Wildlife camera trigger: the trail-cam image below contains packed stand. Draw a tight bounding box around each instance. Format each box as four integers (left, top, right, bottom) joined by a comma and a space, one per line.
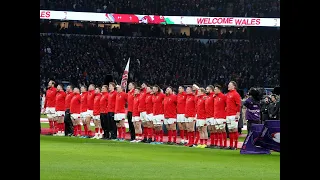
41, 0, 280, 17
40, 33, 279, 90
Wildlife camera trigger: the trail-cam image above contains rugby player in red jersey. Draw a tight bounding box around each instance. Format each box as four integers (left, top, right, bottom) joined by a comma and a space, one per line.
205, 85, 216, 147
214, 85, 227, 149
115, 85, 128, 141
185, 86, 197, 146
80, 86, 89, 137
44, 80, 57, 134
145, 85, 154, 143
195, 88, 208, 148
70, 88, 81, 136
226, 81, 242, 150
92, 87, 102, 139
108, 82, 117, 140
138, 83, 148, 142
86, 84, 96, 136
64, 85, 74, 136
151, 85, 166, 144
164, 86, 178, 144
177, 86, 187, 145
100, 85, 109, 139
131, 88, 142, 142
127, 82, 136, 140
55, 84, 66, 136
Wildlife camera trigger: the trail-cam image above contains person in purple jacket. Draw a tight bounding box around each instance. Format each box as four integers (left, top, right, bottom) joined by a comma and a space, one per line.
243, 87, 263, 132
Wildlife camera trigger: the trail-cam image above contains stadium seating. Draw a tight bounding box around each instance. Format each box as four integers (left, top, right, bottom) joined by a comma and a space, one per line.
40, 31, 279, 90
41, 0, 280, 17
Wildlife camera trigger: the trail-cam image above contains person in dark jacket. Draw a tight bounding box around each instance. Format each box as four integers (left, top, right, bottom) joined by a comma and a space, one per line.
260, 96, 271, 123
243, 87, 263, 132
268, 94, 280, 120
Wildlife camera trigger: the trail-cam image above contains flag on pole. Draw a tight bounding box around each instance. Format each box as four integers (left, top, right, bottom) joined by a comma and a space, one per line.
120, 58, 130, 92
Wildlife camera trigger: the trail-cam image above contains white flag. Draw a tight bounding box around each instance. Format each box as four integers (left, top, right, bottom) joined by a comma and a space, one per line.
120, 58, 130, 92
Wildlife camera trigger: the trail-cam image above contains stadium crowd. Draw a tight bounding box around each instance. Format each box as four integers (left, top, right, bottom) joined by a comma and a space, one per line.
40, 0, 280, 17
40, 33, 279, 92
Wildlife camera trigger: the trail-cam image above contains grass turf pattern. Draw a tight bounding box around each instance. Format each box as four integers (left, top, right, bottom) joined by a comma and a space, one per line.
40, 136, 279, 180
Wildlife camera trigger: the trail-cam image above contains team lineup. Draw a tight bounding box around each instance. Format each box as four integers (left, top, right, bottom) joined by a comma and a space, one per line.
43, 80, 241, 150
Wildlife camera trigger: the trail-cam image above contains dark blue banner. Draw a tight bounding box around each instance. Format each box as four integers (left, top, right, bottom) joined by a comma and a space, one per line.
254, 120, 280, 152
240, 124, 271, 154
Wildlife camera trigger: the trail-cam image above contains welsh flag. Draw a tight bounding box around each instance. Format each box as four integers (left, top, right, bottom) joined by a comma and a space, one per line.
120, 58, 130, 92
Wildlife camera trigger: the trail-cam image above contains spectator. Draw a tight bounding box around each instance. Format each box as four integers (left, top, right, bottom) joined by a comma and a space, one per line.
268, 94, 280, 120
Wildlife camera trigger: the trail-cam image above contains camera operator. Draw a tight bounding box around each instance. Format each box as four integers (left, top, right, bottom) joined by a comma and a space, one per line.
268, 94, 280, 120
261, 96, 271, 123
243, 88, 263, 132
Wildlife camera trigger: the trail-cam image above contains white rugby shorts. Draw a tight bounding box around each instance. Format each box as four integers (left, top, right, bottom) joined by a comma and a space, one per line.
93, 115, 100, 120
153, 114, 164, 125
114, 113, 126, 121
164, 118, 176, 125
133, 116, 141, 122
45, 107, 56, 118
196, 119, 207, 127
177, 114, 186, 123
146, 113, 154, 122
71, 114, 81, 120
185, 117, 195, 123
86, 110, 94, 117
140, 111, 147, 122
226, 115, 238, 129
206, 117, 215, 125
215, 118, 226, 129
80, 112, 88, 119
55, 111, 65, 117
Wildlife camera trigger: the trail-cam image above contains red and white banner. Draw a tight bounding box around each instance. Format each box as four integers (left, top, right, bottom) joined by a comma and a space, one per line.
120, 58, 130, 92
40, 10, 280, 27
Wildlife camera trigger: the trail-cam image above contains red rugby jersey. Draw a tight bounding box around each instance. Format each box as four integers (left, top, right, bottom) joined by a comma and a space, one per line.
65, 91, 74, 110
115, 92, 128, 113
55, 90, 66, 111
87, 90, 95, 110
226, 90, 241, 116
214, 92, 227, 119
196, 94, 207, 119
205, 92, 214, 118
164, 94, 177, 118
133, 94, 140, 117
44, 87, 57, 108
152, 92, 165, 115
80, 92, 88, 113
127, 89, 135, 112
99, 92, 108, 113
145, 92, 153, 114
138, 88, 147, 112
185, 93, 196, 118
177, 92, 186, 114
70, 93, 81, 114
107, 90, 117, 113
93, 93, 101, 116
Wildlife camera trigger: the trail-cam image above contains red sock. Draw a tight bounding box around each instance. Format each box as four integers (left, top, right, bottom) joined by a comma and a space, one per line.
83, 124, 88, 135
73, 125, 78, 136
49, 121, 53, 129
229, 132, 234, 147
214, 133, 219, 145
195, 131, 200, 144
95, 128, 99, 133
160, 130, 163, 142
173, 130, 177, 143
180, 130, 185, 139
100, 128, 103, 133
185, 130, 188, 140
61, 123, 65, 131
155, 131, 159, 141
117, 127, 122, 139
223, 132, 227, 147
218, 133, 222, 146
234, 132, 239, 148
168, 130, 172, 142
188, 132, 193, 145
77, 125, 82, 136
200, 139, 203, 145
210, 133, 214, 145
122, 127, 126, 139
204, 139, 208, 145
143, 128, 147, 139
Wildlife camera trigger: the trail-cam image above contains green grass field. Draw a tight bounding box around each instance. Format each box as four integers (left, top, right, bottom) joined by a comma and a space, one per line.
40, 136, 280, 180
